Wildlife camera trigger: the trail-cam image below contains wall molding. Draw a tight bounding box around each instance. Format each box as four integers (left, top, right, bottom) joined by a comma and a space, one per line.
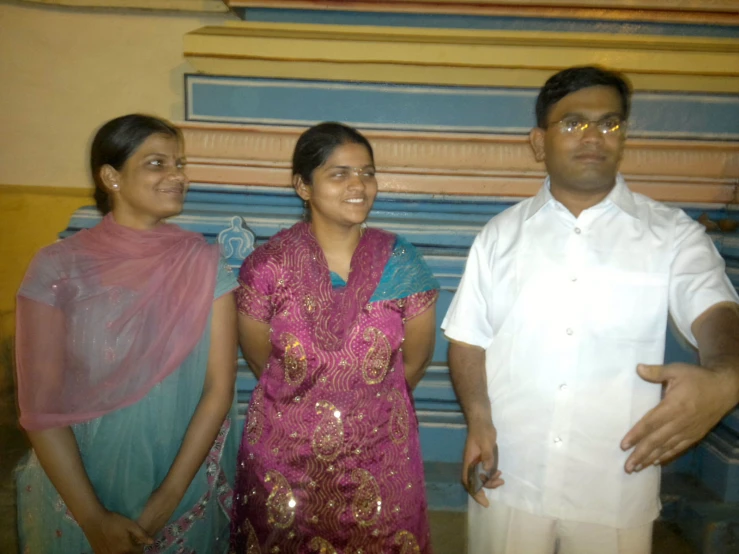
228, 1, 739, 25
180, 122, 739, 204
0, 184, 93, 197
21, 0, 229, 11
185, 76, 739, 140
184, 22, 739, 93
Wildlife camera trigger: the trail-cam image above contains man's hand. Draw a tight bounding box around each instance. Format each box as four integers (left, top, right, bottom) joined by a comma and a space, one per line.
621, 362, 739, 473
447, 340, 502, 506
462, 420, 504, 507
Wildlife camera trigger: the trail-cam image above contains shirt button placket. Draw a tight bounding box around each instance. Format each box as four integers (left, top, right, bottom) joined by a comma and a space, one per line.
552, 227, 582, 518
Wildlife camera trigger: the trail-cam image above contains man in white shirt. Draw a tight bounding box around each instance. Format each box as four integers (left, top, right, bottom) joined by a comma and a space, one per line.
441, 65, 739, 554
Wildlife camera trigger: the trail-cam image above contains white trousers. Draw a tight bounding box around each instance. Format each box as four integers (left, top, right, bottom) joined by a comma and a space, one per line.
468, 500, 653, 554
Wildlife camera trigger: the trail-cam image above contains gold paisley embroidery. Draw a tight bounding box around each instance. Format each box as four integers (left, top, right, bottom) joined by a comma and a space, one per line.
394, 531, 420, 554
303, 294, 317, 314
242, 520, 262, 554
265, 470, 296, 529
361, 327, 391, 385
308, 537, 338, 554
388, 389, 409, 445
350, 468, 382, 527
312, 401, 344, 462
236, 281, 270, 320
281, 332, 307, 385
246, 385, 265, 445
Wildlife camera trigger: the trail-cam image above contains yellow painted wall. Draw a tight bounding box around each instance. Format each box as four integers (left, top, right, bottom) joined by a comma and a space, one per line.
0, 186, 93, 397
0, 187, 92, 337
0, 2, 235, 189
0, 2, 236, 347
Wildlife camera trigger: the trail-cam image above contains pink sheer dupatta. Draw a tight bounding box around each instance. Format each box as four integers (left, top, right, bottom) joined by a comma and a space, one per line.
15, 214, 219, 431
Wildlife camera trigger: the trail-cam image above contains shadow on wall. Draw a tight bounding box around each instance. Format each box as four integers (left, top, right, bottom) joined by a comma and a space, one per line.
0, 311, 17, 425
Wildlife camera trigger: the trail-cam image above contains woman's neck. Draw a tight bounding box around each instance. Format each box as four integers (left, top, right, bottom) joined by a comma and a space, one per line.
310, 219, 364, 280
110, 208, 164, 231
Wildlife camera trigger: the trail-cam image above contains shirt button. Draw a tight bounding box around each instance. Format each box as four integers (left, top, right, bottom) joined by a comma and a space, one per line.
574, 227, 582, 234
559, 383, 568, 391
554, 437, 562, 444
566, 328, 574, 336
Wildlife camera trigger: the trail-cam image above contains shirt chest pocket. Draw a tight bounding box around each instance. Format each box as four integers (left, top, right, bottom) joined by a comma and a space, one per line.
585, 270, 669, 342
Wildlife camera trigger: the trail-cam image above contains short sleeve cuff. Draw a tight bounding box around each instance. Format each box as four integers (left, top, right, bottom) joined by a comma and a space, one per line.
17, 287, 57, 307
672, 290, 739, 346
214, 256, 239, 299
403, 289, 439, 321
235, 279, 273, 323
441, 322, 493, 350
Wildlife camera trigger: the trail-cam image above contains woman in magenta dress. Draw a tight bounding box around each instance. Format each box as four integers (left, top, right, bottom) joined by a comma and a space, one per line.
231, 122, 439, 553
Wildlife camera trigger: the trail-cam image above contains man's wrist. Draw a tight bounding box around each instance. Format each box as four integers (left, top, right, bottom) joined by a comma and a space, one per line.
466, 407, 494, 430
704, 357, 739, 403
720, 366, 739, 404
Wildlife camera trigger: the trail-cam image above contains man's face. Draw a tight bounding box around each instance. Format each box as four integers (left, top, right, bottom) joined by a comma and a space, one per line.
530, 85, 626, 194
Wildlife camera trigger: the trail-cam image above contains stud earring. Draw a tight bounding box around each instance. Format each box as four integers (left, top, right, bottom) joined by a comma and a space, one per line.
112, 183, 119, 190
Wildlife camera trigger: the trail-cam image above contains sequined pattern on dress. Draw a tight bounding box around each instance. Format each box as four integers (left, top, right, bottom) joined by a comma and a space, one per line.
243, 519, 261, 554
265, 470, 297, 529
388, 389, 410, 445
309, 536, 339, 554
350, 469, 382, 527
360, 327, 392, 385
312, 401, 345, 462
246, 385, 265, 446
281, 332, 308, 385
394, 531, 421, 554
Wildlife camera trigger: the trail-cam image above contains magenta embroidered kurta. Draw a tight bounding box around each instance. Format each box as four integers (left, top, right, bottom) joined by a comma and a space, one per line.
231, 223, 439, 554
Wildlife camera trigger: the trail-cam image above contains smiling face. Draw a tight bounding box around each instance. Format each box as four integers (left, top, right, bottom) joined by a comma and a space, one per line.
296, 141, 378, 231
530, 85, 626, 196
102, 133, 187, 228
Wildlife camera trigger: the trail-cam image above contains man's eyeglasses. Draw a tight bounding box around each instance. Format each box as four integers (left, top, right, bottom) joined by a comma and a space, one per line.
546, 116, 626, 136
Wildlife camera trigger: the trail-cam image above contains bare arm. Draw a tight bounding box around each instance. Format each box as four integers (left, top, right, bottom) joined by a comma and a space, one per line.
237, 313, 272, 379
622, 301, 739, 472
138, 292, 238, 534
695, 301, 739, 379
448, 340, 503, 506
403, 304, 436, 389
27, 427, 152, 553
449, 340, 491, 426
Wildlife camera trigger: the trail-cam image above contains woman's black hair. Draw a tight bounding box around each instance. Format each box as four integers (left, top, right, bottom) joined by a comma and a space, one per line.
535, 66, 632, 128
90, 114, 181, 214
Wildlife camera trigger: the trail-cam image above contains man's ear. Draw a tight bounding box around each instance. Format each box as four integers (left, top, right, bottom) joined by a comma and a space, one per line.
529, 128, 546, 163
293, 175, 311, 202
99, 165, 121, 192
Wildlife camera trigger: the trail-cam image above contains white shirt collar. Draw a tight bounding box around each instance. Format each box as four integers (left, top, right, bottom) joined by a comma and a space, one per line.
525, 174, 639, 221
